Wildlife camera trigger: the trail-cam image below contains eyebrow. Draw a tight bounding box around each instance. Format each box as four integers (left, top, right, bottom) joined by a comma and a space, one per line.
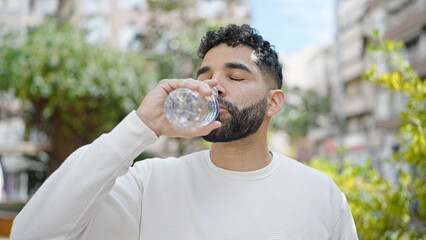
225, 62, 252, 73
196, 62, 252, 78
196, 66, 210, 77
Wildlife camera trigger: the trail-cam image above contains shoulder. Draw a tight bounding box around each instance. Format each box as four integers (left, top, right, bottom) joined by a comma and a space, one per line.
272, 151, 343, 202
126, 150, 208, 192
272, 152, 351, 226
131, 150, 207, 177
274, 152, 335, 183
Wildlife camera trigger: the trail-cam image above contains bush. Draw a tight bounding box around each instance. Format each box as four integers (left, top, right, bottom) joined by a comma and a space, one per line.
309, 157, 424, 239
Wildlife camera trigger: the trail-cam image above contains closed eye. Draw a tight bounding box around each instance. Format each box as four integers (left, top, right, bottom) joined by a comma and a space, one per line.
230, 77, 244, 81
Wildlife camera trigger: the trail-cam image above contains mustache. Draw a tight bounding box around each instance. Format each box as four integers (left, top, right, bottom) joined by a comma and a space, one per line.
217, 95, 268, 116
217, 96, 239, 114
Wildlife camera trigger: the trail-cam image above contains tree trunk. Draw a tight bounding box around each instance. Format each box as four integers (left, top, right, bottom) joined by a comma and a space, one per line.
55, 0, 76, 25
47, 111, 86, 175
48, 130, 85, 175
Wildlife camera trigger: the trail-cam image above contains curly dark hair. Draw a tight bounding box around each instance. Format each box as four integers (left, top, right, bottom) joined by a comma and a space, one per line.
197, 24, 282, 89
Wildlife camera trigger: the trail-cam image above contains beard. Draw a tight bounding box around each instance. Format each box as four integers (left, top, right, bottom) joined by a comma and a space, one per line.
202, 94, 268, 143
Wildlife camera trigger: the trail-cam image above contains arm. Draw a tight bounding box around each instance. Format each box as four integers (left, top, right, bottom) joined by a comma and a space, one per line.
331, 192, 359, 240
11, 78, 221, 239
11, 111, 158, 239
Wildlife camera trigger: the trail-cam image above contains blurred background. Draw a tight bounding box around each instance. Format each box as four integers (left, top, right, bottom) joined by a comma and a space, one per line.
0, 0, 425, 238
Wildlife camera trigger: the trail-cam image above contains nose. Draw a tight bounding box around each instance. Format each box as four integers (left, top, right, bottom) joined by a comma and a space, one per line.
212, 75, 226, 97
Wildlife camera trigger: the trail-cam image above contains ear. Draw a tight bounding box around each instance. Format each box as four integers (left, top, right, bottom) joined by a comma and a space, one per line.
266, 89, 285, 117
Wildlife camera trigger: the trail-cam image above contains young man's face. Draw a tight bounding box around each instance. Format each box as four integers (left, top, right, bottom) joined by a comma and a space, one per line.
197, 43, 269, 142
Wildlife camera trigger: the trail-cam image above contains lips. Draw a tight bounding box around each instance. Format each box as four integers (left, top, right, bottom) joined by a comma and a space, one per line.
219, 104, 227, 111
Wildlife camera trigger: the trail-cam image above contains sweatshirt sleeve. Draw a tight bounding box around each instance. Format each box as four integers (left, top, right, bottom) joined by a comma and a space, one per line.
331, 191, 359, 240
10, 110, 159, 240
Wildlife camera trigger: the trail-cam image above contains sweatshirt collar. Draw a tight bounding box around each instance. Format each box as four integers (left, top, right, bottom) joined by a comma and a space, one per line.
202, 150, 278, 180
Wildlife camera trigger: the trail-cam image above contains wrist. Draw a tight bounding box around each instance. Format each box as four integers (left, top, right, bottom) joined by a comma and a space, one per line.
136, 110, 161, 137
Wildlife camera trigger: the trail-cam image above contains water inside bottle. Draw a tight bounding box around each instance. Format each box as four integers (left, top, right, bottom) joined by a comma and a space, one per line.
164, 88, 219, 127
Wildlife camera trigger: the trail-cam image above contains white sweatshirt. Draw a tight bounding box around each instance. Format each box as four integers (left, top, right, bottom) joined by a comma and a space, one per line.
11, 111, 358, 240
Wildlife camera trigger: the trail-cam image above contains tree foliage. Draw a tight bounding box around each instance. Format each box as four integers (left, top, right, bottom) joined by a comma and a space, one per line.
363, 31, 426, 168
0, 20, 158, 172
309, 157, 424, 239
144, 19, 222, 80
147, 0, 186, 11
363, 31, 425, 227
271, 85, 333, 140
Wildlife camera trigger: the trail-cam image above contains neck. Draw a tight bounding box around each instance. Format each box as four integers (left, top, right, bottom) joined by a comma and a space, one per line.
210, 122, 272, 171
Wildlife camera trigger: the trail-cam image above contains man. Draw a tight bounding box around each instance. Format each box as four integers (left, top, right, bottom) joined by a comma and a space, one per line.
11, 24, 358, 239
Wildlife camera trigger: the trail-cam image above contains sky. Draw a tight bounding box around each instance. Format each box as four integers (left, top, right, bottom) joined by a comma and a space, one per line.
249, 0, 336, 54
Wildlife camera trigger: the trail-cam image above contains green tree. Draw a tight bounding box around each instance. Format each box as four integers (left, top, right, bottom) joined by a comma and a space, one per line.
270, 86, 333, 140
270, 84, 334, 161
363, 32, 425, 169
0, 21, 158, 173
309, 157, 423, 239
363, 31, 425, 231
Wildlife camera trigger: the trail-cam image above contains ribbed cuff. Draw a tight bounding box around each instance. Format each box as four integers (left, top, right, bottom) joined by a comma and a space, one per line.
106, 110, 159, 164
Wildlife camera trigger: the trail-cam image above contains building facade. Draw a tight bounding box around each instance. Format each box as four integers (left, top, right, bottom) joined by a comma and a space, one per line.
1, 0, 250, 50
304, 0, 426, 178
280, 0, 425, 177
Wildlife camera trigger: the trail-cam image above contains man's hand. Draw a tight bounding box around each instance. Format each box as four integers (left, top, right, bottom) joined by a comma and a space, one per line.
136, 78, 221, 138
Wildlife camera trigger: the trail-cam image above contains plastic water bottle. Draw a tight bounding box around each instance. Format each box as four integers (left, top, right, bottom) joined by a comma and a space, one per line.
164, 87, 219, 127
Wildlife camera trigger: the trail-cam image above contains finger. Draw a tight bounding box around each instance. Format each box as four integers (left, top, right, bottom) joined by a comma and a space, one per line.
202, 79, 219, 91
160, 79, 214, 97
203, 121, 222, 133
186, 121, 221, 138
